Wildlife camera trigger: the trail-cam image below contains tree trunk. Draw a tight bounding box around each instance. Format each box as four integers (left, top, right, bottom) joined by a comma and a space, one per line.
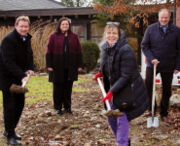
77, 0, 80, 7
137, 16, 144, 68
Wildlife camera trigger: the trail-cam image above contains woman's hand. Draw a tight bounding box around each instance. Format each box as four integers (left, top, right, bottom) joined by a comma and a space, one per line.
93, 72, 102, 81
102, 91, 113, 103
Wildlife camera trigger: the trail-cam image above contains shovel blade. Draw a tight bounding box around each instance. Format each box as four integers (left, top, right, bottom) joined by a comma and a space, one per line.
10, 84, 28, 93
152, 117, 159, 127
147, 117, 152, 128
104, 109, 124, 118
147, 117, 159, 128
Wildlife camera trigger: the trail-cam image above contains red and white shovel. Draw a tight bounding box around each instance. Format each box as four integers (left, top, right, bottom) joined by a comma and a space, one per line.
97, 77, 123, 118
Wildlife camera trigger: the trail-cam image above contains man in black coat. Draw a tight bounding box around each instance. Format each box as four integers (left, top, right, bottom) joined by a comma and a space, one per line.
0, 16, 34, 145
141, 9, 180, 123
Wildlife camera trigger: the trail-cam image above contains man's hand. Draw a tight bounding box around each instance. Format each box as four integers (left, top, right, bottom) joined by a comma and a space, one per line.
21, 76, 29, 84
25, 70, 34, 76
47, 67, 53, 72
174, 70, 179, 74
102, 91, 113, 103
151, 59, 159, 66
93, 72, 102, 81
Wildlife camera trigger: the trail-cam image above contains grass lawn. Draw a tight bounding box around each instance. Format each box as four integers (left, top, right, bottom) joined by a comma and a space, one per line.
0, 76, 91, 105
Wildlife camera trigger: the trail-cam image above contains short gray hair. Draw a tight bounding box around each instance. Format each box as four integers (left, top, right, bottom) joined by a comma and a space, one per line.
15, 16, 30, 25
158, 8, 171, 18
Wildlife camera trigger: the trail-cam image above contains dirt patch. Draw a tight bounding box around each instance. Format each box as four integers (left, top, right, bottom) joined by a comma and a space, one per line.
0, 75, 180, 146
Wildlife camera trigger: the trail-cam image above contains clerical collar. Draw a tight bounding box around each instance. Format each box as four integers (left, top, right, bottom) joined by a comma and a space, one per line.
21, 35, 27, 41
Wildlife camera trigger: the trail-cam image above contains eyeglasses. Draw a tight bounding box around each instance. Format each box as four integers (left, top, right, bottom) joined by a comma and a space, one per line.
106, 21, 120, 26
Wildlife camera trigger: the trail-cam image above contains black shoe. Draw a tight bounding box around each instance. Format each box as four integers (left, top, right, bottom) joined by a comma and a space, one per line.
128, 139, 131, 146
3, 131, 21, 140
65, 109, 72, 114
7, 137, 21, 145
55, 110, 63, 115
13, 134, 21, 140
3, 131, 8, 137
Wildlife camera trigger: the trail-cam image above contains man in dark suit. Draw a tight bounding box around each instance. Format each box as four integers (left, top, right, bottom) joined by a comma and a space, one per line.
141, 9, 180, 123
0, 16, 34, 145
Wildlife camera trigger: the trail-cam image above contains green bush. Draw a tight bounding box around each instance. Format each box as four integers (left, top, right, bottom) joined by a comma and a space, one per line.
81, 41, 100, 72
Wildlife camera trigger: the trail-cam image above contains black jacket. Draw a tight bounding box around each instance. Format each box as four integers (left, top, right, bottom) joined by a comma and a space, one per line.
141, 22, 180, 72
100, 31, 149, 121
0, 29, 34, 90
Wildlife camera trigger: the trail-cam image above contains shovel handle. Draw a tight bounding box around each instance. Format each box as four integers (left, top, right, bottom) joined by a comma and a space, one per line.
152, 65, 157, 117
21, 74, 30, 87
97, 77, 111, 111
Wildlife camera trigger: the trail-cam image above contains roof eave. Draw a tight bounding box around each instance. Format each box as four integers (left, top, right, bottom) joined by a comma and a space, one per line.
0, 7, 98, 17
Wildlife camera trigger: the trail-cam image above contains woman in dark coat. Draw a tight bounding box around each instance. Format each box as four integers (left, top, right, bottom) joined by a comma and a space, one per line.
46, 17, 83, 115
94, 23, 149, 146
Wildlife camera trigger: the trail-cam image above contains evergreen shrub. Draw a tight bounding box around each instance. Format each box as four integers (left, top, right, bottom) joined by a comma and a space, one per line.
81, 41, 100, 72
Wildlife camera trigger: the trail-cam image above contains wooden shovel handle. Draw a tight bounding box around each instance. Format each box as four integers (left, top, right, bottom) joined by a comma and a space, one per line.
151, 65, 157, 117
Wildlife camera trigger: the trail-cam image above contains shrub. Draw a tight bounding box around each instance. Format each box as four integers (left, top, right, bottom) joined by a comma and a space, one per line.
81, 41, 100, 73
30, 21, 56, 71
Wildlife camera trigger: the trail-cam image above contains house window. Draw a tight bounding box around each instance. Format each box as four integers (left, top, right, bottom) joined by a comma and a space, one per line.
90, 23, 104, 44
71, 25, 85, 41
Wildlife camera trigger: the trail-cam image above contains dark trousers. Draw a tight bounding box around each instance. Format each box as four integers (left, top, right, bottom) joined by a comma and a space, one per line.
2, 89, 25, 137
145, 67, 173, 117
53, 81, 73, 110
